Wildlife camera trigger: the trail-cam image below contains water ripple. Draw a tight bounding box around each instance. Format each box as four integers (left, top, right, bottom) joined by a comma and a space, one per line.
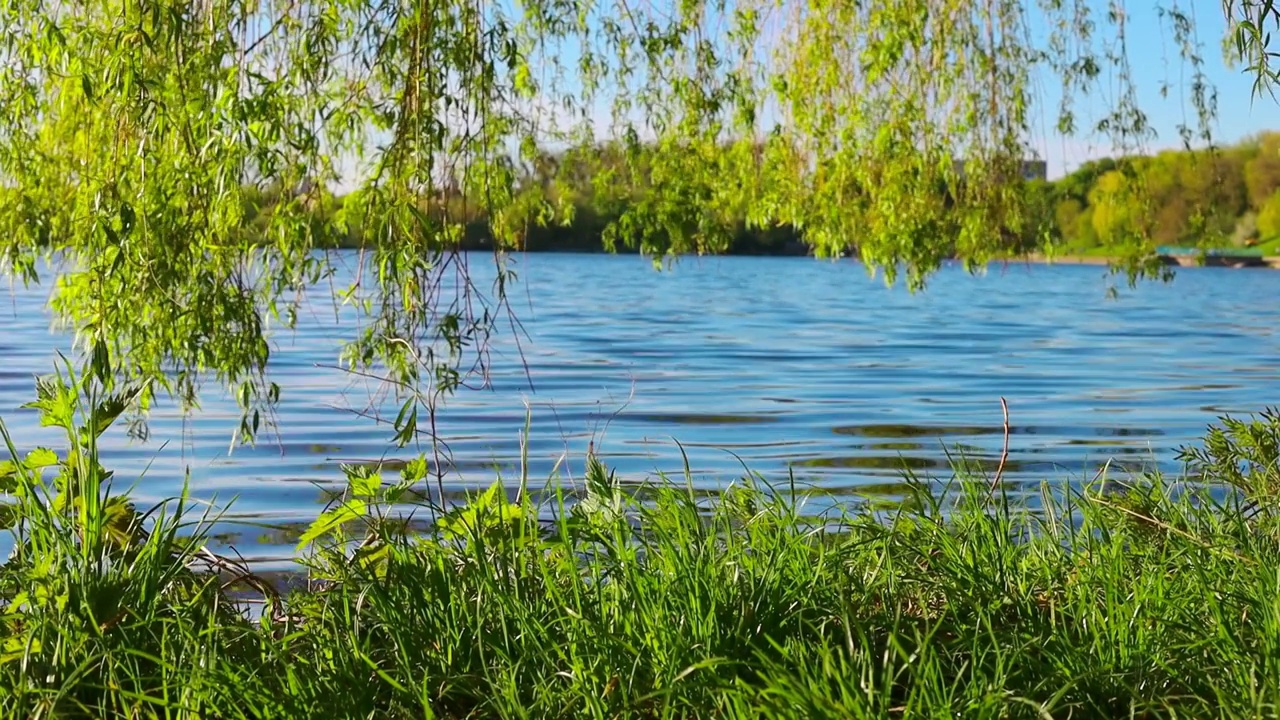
1, 254, 1279, 559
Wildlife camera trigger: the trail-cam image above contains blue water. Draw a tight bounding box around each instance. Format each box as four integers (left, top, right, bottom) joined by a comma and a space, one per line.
2, 253, 1278, 566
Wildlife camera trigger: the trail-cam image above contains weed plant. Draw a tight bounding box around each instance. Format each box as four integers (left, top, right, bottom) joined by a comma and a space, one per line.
3, 360, 1280, 718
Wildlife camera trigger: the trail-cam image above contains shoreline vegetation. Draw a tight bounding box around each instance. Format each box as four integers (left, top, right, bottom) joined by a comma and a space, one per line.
3, 1, 1280, 714
5, 363, 1280, 717
1019, 252, 1280, 268
256, 131, 1280, 266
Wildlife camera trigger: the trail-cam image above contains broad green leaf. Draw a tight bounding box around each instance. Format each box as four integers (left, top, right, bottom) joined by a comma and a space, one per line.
400, 456, 430, 485
0, 636, 39, 665
296, 499, 367, 551
23, 448, 59, 470
354, 541, 392, 578
438, 481, 523, 540
24, 377, 74, 431
350, 471, 382, 499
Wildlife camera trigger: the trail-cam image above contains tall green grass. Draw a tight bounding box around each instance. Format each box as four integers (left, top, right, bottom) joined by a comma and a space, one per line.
4, 363, 1280, 718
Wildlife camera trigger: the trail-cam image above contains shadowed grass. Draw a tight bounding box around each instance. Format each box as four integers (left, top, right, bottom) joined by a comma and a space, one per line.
4, 368, 1280, 717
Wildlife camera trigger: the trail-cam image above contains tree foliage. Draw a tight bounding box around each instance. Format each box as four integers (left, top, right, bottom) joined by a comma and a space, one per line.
1245, 132, 1280, 208
1026, 132, 1280, 255
0, 0, 1275, 436
1260, 191, 1280, 237
1222, 0, 1280, 95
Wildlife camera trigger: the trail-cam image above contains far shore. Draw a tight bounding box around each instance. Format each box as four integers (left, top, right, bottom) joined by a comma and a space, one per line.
1018, 252, 1280, 269
1017, 253, 1114, 266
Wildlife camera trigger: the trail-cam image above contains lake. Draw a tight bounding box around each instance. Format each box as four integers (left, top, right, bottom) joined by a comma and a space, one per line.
2, 253, 1278, 566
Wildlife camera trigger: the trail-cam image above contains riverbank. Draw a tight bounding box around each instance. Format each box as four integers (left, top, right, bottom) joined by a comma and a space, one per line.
1020, 250, 1280, 268
1018, 252, 1115, 266
4, 372, 1280, 717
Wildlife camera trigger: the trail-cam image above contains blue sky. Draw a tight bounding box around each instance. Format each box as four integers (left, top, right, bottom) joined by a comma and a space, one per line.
333, 2, 1276, 188
533, 2, 1277, 182
535, 1, 1278, 180
1029, 2, 1275, 178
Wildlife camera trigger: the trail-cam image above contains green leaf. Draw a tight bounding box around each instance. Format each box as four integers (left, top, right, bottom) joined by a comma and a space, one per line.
400, 456, 429, 485
392, 399, 417, 447
90, 336, 111, 384
296, 499, 367, 551
24, 447, 59, 470
341, 462, 385, 499
437, 481, 523, 541
85, 386, 141, 440
0, 635, 40, 665
354, 540, 391, 577
350, 470, 382, 499
24, 376, 75, 431
103, 495, 143, 550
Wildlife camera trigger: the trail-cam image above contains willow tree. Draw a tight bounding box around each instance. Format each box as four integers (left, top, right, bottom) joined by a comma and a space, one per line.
0, 0, 1275, 443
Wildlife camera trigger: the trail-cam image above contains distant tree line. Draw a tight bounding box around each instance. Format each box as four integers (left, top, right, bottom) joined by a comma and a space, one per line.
238, 141, 813, 256
1026, 131, 1280, 254
235, 131, 1280, 259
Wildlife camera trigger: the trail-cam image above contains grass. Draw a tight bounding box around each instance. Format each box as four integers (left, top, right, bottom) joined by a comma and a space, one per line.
1253, 234, 1280, 255
5, 367, 1280, 718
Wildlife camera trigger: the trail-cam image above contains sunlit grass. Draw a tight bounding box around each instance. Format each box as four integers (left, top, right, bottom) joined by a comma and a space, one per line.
4, 367, 1280, 717
1254, 235, 1280, 254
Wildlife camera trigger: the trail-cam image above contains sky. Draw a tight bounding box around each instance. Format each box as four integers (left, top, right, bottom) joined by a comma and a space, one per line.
332, 0, 1277, 189
1027, 1, 1275, 178
543, 0, 1279, 180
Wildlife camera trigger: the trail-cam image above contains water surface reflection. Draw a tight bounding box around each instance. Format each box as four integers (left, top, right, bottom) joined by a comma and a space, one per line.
1, 254, 1277, 565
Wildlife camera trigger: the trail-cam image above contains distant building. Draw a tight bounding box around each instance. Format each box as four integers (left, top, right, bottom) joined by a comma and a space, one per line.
1019, 160, 1048, 181
951, 159, 1047, 182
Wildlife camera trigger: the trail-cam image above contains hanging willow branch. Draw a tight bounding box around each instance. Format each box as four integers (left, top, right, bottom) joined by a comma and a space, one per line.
0, 0, 1273, 436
